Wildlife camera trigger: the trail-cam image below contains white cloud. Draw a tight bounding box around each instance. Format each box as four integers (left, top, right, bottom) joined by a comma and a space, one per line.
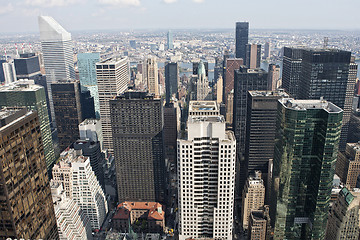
24, 0, 83, 7
193, 0, 204, 3
98, 0, 141, 7
0, 3, 14, 15
163, 0, 177, 3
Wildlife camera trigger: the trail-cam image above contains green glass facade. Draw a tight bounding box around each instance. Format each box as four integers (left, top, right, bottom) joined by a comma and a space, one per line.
0, 83, 56, 173
270, 98, 343, 240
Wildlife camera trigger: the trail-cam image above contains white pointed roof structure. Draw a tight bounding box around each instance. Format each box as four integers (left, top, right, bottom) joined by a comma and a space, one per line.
38, 16, 71, 42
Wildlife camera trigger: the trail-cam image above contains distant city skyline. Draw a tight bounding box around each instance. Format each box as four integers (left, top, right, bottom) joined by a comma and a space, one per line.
0, 0, 360, 33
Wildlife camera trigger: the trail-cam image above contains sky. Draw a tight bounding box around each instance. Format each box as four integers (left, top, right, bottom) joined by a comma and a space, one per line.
0, 0, 360, 33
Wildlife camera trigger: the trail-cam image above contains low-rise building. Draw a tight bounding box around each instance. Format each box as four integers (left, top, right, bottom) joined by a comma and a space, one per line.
113, 202, 165, 232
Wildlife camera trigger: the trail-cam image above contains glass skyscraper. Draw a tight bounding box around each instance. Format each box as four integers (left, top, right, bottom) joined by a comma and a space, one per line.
270, 98, 343, 240
78, 52, 101, 118
0, 80, 56, 174
167, 30, 173, 50
235, 22, 249, 60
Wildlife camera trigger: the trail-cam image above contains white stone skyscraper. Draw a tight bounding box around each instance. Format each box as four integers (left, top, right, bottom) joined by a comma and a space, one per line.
96, 57, 130, 153
178, 101, 236, 240
50, 180, 93, 240
52, 148, 108, 230
38, 16, 75, 123
196, 61, 209, 100
2, 61, 16, 84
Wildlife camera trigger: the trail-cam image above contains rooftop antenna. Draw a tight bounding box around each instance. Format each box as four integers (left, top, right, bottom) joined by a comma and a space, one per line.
323, 37, 329, 49
29, 43, 32, 53
21, 43, 24, 54
4, 48, 7, 60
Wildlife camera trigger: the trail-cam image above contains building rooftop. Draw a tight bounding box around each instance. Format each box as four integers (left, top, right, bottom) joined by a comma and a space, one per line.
189, 101, 219, 112
249, 89, 289, 98
54, 148, 89, 168
79, 119, 99, 126
0, 80, 43, 92
251, 211, 266, 221
38, 16, 71, 42
280, 98, 343, 113
188, 115, 225, 123
114, 90, 155, 100
113, 201, 165, 221
0, 107, 29, 128
97, 57, 128, 65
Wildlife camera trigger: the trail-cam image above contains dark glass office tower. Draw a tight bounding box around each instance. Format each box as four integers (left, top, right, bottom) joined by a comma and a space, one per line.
301, 49, 354, 150
165, 62, 179, 104
233, 67, 268, 194
270, 98, 343, 240
13, 53, 41, 79
80, 90, 96, 119
244, 90, 288, 179
110, 91, 165, 202
0, 108, 59, 240
235, 22, 249, 60
51, 80, 83, 151
282, 48, 357, 150
282, 47, 303, 98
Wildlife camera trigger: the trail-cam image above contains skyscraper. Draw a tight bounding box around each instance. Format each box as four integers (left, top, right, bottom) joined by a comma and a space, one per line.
0, 107, 58, 239
216, 75, 223, 103
270, 98, 343, 240
299, 49, 355, 150
79, 118, 103, 150
267, 64, 280, 91
165, 62, 179, 104
77, 52, 101, 118
245, 44, 261, 69
51, 181, 93, 240
167, 30, 173, 50
0, 59, 5, 83
52, 148, 108, 230
73, 139, 105, 190
193, 61, 209, 77
0, 80, 56, 173
241, 172, 265, 230
325, 187, 360, 240
224, 58, 243, 104
110, 91, 165, 202
14, 53, 41, 79
264, 42, 271, 60
164, 103, 178, 162
2, 61, 16, 84
281, 47, 303, 98
145, 57, 159, 96
96, 57, 130, 153
51, 80, 83, 151
282, 48, 357, 150
245, 90, 288, 178
248, 207, 271, 240
336, 142, 360, 189
233, 67, 268, 191
194, 61, 209, 100
178, 101, 236, 240
235, 22, 249, 60
38, 16, 75, 124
